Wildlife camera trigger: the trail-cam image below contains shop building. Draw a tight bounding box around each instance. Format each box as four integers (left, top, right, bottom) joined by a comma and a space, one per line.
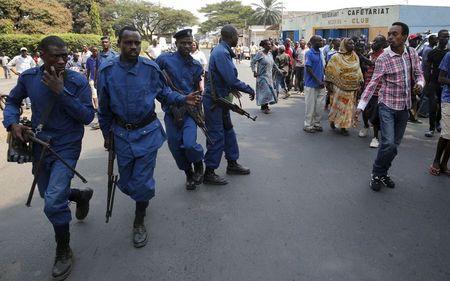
282, 5, 450, 42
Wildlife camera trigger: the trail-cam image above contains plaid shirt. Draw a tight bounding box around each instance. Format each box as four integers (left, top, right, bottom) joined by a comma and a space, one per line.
358, 46, 424, 111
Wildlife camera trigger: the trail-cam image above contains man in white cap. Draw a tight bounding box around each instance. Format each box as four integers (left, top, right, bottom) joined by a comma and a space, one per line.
8, 47, 36, 108
8, 47, 36, 76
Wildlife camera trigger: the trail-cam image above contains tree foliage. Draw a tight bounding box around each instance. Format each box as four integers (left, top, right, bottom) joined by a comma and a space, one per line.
89, 0, 102, 35
198, 1, 257, 34
0, 0, 72, 34
0, 33, 102, 57
58, 0, 112, 34
113, 0, 198, 40
251, 0, 282, 26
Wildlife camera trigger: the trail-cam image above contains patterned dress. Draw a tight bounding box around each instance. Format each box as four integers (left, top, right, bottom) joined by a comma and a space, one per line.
251, 51, 278, 106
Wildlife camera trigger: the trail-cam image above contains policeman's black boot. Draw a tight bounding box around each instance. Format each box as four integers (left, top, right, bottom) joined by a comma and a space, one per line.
192, 161, 204, 185
69, 188, 94, 220
203, 167, 228, 185
185, 168, 197, 191
52, 224, 73, 281
226, 160, 251, 175
133, 201, 149, 248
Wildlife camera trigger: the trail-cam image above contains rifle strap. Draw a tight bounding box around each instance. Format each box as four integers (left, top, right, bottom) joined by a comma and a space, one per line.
35, 95, 56, 134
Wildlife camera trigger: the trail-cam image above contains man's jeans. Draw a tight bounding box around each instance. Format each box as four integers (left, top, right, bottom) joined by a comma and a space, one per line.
372, 103, 409, 176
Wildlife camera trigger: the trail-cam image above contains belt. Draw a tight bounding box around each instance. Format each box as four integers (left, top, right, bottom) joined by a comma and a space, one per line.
115, 112, 157, 131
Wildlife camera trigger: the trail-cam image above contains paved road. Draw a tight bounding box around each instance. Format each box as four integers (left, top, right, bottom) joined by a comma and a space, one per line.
0, 58, 449, 281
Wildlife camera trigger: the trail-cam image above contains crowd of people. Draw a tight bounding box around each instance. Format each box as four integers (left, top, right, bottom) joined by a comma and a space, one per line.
249, 22, 450, 189
0, 20, 449, 280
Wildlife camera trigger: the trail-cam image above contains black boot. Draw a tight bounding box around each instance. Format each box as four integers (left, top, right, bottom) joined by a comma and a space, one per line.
203, 167, 228, 185
185, 169, 196, 191
192, 161, 204, 185
70, 188, 93, 220
52, 224, 73, 281
226, 160, 250, 175
133, 201, 149, 248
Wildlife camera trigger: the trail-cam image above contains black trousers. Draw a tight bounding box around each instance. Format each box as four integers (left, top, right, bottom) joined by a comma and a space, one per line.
295, 66, 305, 92
428, 82, 442, 130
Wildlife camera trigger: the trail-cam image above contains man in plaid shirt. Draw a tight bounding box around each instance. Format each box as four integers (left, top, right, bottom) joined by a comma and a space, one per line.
355, 22, 424, 191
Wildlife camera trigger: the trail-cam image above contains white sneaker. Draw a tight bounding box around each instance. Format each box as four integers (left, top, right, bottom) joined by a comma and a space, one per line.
369, 138, 379, 148
358, 127, 369, 138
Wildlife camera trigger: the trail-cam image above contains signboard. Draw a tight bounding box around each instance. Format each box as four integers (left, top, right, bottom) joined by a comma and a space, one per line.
282, 5, 399, 30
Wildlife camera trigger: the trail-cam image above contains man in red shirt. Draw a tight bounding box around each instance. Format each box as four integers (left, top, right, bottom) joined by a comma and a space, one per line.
284, 38, 294, 94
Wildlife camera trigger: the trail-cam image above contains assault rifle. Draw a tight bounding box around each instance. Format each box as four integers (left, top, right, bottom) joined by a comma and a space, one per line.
24, 131, 88, 207
209, 72, 257, 121
105, 131, 118, 223
161, 69, 213, 144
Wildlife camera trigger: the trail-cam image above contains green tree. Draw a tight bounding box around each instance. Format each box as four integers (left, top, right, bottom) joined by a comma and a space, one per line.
251, 0, 283, 26
0, 0, 72, 34
0, 19, 14, 34
113, 1, 198, 40
59, 0, 111, 34
89, 0, 102, 35
198, 0, 256, 34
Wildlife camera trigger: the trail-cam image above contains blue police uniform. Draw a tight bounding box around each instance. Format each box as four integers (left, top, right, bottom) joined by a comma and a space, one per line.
203, 41, 255, 169
97, 56, 187, 202
99, 49, 119, 66
155, 51, 204, 171
2, 66, 95, 225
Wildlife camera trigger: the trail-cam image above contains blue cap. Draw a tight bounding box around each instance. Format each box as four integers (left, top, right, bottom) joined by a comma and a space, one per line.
173, 29, 193, 40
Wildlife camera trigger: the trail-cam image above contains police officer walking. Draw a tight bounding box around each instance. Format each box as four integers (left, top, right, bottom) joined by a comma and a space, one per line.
203, 24, 256, 185
156, 29, 205, 190
97, 26, 201, 248
3, 36, 95, 281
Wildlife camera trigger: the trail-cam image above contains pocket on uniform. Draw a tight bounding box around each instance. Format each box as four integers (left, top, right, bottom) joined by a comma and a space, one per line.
131, 120, 166, 157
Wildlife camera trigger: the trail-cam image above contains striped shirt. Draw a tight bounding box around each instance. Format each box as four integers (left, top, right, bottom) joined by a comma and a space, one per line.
358, 46, 424, 111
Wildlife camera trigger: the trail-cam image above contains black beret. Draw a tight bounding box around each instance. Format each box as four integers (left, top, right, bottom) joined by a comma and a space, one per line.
174, 29, 193, 40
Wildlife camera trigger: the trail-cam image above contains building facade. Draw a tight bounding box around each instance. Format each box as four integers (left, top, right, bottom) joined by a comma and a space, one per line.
282, 5, 450, 42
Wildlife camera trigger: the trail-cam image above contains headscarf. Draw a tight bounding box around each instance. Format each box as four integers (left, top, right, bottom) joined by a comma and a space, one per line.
325, 38, 363, 91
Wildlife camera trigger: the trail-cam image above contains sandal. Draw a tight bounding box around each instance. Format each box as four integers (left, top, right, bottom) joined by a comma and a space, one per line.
429, 165, 441, 176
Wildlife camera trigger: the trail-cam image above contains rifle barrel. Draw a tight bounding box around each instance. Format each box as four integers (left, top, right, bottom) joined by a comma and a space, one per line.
29, 135, 88, 183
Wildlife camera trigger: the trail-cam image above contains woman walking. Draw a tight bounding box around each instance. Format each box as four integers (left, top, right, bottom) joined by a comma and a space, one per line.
251, 40, 279, 114
325, 38, 364, 135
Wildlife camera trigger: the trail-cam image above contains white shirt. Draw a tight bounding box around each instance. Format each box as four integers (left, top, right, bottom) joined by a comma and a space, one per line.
7, 55, 36, 73
35, 57, 44, 67
146, 45, 161, 60
250, 45, 258, 55
191, 50, 208, 69
81, 50, 92, 64
1, 56, 10, 67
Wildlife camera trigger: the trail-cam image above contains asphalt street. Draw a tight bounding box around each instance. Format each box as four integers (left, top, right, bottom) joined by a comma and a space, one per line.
0, 57, 449, 281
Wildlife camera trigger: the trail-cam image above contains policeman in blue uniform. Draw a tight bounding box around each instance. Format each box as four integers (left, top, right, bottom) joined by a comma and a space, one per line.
203, 24, 256, 185
97, 26, 201, 248
99, 36, 119, 65
156, 29, 205, 190
3, 36, 95, 281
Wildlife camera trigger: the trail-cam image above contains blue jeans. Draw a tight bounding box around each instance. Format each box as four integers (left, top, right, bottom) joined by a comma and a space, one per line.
372, 103, 409, 177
